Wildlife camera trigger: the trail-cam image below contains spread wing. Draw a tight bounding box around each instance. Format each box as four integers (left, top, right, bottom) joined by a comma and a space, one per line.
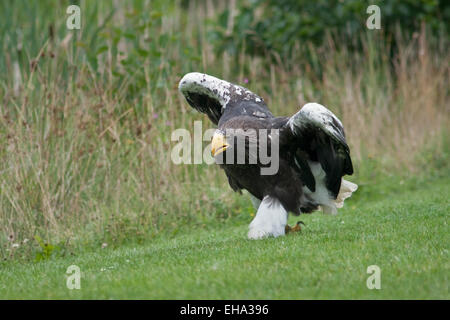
280, 103, 354, 198
178, 72, 272, 125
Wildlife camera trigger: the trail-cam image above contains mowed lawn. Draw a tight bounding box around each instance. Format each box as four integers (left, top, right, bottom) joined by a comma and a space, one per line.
0, 177, 448, 299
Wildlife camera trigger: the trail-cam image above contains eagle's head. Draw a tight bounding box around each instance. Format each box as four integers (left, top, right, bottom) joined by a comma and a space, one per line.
210, 124, 268, 166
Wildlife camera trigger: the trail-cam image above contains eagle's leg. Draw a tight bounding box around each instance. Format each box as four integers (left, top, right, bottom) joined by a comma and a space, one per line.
248, 196, 288, 240
285, 221, 305, 234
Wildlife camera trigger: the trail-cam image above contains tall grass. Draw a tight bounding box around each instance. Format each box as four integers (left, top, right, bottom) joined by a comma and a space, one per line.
0, 1, 448, 260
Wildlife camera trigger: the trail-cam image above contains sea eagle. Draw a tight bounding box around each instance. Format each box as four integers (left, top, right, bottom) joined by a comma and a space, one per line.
178, 72, 357, 239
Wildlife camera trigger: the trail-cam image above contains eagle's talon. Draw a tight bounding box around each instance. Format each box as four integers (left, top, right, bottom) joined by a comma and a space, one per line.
285, 221, 305, 234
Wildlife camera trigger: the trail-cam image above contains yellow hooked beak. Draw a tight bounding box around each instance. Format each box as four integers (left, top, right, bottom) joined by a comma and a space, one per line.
211, 132, 230, 156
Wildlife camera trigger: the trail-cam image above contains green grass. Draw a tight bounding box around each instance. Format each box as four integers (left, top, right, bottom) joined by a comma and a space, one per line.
1, 176, 448, 299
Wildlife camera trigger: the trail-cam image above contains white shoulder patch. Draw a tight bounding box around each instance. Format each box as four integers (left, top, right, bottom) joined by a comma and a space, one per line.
289, 102, 342, 129
288, 102, 345, 144
178, 72, 265, 110
178, 72, 231, 108
302, 102, 342, 125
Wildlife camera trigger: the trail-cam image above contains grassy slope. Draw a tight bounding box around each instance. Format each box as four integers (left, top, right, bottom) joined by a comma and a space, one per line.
0, 176, 448, 299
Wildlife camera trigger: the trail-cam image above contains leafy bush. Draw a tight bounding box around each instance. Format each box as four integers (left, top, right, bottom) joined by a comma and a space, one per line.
210, 0, 450, 58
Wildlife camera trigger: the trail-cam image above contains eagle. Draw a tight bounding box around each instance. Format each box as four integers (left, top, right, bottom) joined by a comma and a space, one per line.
178, 72, 357, 239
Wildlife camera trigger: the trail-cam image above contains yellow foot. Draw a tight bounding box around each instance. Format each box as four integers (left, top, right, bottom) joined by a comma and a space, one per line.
285, 221, 305, 234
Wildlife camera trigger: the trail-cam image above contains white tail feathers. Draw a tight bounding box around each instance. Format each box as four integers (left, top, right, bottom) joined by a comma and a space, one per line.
335, 179, 358, 208
320, 179, 358, 215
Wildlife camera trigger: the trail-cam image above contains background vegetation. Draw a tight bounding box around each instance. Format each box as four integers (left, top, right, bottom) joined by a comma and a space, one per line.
212, 0, 450, 59
0, 0, 448, 269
